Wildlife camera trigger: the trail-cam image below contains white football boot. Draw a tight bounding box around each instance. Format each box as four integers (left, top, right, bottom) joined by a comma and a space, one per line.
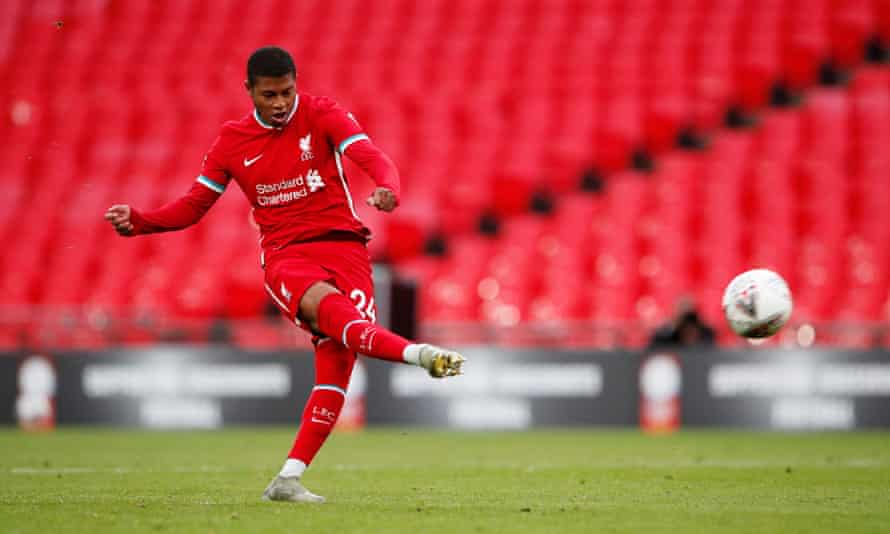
262, 476, 325, 504
417, 344, 465, 378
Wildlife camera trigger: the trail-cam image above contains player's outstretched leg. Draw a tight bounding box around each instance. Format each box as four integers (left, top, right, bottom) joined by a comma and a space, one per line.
313, 290, 465, 378
263, 340, 355, 504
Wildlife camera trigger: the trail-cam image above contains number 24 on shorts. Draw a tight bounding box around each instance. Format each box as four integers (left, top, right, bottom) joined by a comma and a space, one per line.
349, 288, 376, 323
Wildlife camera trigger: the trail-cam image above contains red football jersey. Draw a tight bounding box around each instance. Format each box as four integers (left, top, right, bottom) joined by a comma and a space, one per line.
128, 93, 400, 261
200, 94, 375, 253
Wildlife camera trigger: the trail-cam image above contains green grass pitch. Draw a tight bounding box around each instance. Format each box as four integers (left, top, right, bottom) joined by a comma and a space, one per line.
1, 428, 888, 533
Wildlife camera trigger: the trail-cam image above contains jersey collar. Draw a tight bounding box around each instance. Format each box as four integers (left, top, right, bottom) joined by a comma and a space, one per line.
253, 94, 299, 130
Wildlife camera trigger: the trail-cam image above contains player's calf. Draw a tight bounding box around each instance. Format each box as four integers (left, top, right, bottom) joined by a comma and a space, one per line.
286, 386, 346, 467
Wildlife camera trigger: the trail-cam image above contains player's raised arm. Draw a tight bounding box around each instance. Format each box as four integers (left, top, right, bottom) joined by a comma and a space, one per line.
104, 135, 231, 236
352, 142, 400, 213
104, 180, 224, 236
318, 99, 401, 212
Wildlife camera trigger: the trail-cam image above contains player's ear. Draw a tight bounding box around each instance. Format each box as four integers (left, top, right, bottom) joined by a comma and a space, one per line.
244, 79, 250, 92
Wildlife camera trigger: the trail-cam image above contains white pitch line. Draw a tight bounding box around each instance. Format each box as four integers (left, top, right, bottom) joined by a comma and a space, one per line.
12, 467, 98, 474
10, 465, 232, 475
9, 459, 888, 475
331, 459, 889, 470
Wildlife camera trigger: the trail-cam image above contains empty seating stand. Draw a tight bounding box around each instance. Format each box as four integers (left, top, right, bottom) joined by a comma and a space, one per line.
0, 0, 887, 347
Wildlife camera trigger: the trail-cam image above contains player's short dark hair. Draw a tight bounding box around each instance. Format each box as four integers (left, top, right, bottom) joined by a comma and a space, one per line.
247, 46, 296, 86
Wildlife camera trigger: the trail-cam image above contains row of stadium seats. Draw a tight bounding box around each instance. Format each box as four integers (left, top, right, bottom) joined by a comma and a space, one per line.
0, 0, 888, 348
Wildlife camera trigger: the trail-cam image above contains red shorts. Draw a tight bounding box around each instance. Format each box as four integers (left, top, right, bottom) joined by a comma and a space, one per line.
263, 240, 377, 333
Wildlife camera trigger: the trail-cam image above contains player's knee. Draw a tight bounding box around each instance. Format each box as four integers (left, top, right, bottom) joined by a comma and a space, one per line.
299, 281, 341, 330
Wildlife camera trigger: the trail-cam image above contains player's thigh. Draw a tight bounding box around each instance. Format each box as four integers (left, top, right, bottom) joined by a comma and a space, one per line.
323, 242, 377, 323
263, 256, 332, 328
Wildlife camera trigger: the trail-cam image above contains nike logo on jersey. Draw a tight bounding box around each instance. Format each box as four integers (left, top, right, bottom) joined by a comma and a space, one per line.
244, 154, 263, 167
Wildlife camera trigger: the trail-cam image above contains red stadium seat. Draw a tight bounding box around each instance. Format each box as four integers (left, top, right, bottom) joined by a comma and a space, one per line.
829, 0, 875, 68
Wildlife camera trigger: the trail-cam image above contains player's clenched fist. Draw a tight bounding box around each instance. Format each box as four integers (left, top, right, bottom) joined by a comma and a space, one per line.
366, 187, 398, 212
104, 204, 134, 236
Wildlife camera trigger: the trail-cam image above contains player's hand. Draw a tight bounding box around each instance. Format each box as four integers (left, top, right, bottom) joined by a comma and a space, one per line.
366, 187, 398, 212
104, 204, 134, 236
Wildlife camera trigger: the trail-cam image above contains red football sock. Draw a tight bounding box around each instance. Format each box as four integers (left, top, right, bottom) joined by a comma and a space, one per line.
288, 341, 355, 465
316, 293, 411, 363
288, 388, 345, 465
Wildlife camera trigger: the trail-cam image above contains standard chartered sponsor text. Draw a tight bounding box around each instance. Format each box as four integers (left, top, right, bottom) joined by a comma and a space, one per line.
256, 170, 317, 206
256, 176, 304, 194
258, 189, 309, 205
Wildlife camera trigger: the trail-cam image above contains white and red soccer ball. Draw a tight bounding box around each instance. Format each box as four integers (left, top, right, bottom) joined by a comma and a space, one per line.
722, 269, 793, 338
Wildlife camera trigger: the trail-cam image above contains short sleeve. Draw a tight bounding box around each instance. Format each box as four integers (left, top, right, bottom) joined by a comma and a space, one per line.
196, 132, 231, 194
316, 97, 369, 154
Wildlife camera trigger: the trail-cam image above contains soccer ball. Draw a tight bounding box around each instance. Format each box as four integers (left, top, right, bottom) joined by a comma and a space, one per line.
722, 269, 793, 338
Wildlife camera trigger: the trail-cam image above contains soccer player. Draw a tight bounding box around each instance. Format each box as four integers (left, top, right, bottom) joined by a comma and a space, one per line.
104, 46, 464, 503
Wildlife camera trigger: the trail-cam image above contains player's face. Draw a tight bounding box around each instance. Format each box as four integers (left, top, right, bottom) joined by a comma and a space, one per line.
247, 74, 297, 128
